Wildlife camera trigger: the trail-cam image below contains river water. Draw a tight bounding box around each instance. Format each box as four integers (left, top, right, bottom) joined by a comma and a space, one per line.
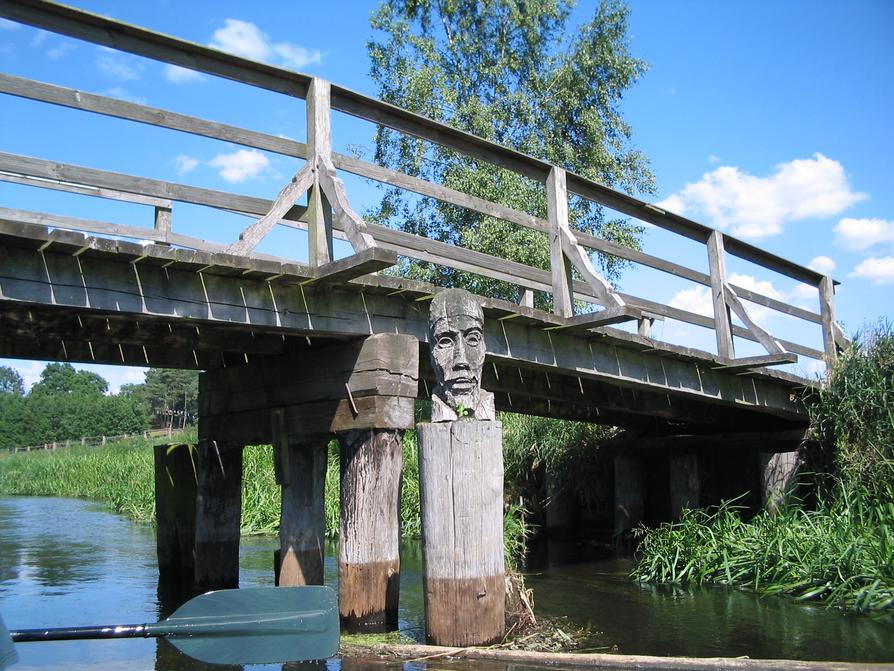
1, 496, 892, 670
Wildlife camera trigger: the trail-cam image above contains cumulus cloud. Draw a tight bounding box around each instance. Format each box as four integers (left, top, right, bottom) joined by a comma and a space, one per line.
175, 155, 199, 175
849, 256, 894, 285
209, 18, 321, 70
834, 218, 894, 252
96, 47, 144, 81
657, 154, 866, 240
46, 41, 76, 60
669, 273, 789, 327
102, 87, 146, 105
208, 149, 269, 183
163, 64, 204, 84
808, 255, 837, 274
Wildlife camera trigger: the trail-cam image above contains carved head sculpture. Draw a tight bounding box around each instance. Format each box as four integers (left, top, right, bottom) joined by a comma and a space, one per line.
429, 288, 494, 420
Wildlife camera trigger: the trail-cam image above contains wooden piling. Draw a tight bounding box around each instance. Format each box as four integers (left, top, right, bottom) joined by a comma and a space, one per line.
614, 453, 644, 539
193, 440, 243, 592
154, 442, 197, 588
669, 452, 699, 520
337, 428, 403, 632
418, 420, 505, 647
760, 450, 800, 516
276, 438, 328, 586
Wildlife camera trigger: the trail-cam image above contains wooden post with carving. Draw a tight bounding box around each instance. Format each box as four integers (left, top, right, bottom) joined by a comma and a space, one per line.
418, 288, 504, 646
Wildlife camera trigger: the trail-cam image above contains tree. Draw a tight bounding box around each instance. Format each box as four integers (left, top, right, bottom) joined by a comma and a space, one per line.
29, 363, 108, 397
141, 369, 199, 429
0, 366, 24, 395
367, 0, 654, 306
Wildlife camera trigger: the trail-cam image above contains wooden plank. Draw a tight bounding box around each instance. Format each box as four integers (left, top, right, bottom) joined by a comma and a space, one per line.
0, 72, 307, 159
0, 0, 312, 97
278, 440, 327, 586
225, 164, 314, 255
707, 231, 734, 358
0, 170, 172, 208
309, 247, 396, 285
559, 226, 624, 307
724, 283, 785, 356
306, 77, 334, 266
562, 306, 642, 332
819, 275, 839, 363
713, 353, 799, 372
331, 152, 547, 233
0, 152, 309, 225
546, 167, 574, 317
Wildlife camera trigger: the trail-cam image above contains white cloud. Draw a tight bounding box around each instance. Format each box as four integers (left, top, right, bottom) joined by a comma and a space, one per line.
47, 41, 76, 61
31, 30, 49, 46
96, 47, 144, 81
208, 149, 269, 183
657, 153, 866, 240
707, 154, 721, 164
808, 255, 837, 274
849, 256, 894, 285
0, 18, 20, 30
163, 64, 204, 84
175, 155, 199, 175
670, 285, 713, 317
209, 18, 321, 70
834, 218, 894, 252
103, 87, 146, 105
670, 272, 788, 327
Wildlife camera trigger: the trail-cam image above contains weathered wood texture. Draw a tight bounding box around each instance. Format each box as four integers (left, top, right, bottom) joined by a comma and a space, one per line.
276, 439, 328, 586
760, 451, 801, 516
707, 231, 734, 359
669, 452, 700, 521
614, 454, 644, 539
154, 443, 197, 588
338, 429, 403, 633
193, 440, 244, 592
417, 421, 505, 646
154, 441, 243, 592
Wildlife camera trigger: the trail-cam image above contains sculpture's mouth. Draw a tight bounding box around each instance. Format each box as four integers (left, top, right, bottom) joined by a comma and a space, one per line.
446, 376, 476, 391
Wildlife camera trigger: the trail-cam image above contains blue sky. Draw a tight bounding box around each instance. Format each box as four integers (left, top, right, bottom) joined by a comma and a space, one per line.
1, 0, 892, 392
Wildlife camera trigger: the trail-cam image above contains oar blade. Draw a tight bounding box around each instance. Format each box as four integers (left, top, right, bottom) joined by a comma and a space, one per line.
1, 615, 19, 671
161, 586, 339, 666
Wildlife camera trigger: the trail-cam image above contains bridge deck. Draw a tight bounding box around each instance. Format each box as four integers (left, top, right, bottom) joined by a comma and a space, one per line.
0, 221, 808, 433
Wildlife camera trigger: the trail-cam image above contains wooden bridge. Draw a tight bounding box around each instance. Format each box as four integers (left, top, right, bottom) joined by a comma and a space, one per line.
0, 0, 847, 634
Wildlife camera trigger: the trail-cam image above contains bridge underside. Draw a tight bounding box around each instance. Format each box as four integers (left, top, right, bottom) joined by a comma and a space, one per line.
0, 222, 811, 434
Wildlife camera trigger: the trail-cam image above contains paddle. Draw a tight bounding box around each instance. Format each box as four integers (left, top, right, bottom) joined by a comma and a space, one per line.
3, 585, 339, 667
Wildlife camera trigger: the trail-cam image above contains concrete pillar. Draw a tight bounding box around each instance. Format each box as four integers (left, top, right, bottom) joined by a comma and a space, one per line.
614, 453, 644, 539
669, 452, 699, 520
760, 450, 800, 515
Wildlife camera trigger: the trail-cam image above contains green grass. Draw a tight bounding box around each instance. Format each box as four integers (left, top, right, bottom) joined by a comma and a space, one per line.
633, 321, 894, 616
0, 426, 526, 564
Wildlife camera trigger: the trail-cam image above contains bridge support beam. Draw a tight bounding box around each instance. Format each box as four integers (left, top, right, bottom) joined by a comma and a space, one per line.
760, 450, 800, 516
669, 452, 700, 521
613, 453, 644, 541
154, 439, 244, 593
337, 428, 403, 632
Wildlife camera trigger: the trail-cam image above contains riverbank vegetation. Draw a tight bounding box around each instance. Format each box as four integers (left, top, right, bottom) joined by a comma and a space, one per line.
633, 322, 894, 616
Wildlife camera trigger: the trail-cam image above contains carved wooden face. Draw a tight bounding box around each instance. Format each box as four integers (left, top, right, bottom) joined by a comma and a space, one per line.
430, 313, 485, 408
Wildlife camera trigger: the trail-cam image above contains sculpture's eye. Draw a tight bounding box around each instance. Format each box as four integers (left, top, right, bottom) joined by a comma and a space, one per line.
437, 335, 454, 349
465, 330, 482, 347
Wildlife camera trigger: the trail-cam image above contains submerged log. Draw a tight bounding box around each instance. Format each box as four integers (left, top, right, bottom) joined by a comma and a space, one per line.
418, 420, 504, 646
337, 428, 403, 632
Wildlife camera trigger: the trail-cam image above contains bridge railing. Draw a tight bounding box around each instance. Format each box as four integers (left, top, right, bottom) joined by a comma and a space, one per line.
0, 0, 848, 376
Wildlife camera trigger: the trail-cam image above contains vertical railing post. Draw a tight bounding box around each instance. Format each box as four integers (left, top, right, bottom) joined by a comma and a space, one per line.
546, 167, 574, 318
154, 205, 172, 246
819, 275, 838, 366
707, 231, 734, 359
306, 78, 334, 267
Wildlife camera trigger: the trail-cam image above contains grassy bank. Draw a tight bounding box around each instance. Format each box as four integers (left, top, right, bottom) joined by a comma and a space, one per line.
0, 426, 528, 563
633, 322, 894, 616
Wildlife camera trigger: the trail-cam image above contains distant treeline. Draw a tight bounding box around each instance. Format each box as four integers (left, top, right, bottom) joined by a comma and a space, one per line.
0, 363, 197, 451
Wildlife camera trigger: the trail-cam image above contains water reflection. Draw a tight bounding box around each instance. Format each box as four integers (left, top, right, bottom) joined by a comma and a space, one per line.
1, 497, 892, 670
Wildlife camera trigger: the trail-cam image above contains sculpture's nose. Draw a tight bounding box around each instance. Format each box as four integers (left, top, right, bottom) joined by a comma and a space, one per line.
454, 340, 470, 368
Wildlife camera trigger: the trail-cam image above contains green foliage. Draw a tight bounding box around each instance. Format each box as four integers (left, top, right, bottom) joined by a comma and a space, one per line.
0, 365, 24, 395
367, 0, 653, 306
136, 368, 200, 430
809, 319, 894, 496
633, 322, 894, 616
30, 362, 108, 397
502, 411, 615, 510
